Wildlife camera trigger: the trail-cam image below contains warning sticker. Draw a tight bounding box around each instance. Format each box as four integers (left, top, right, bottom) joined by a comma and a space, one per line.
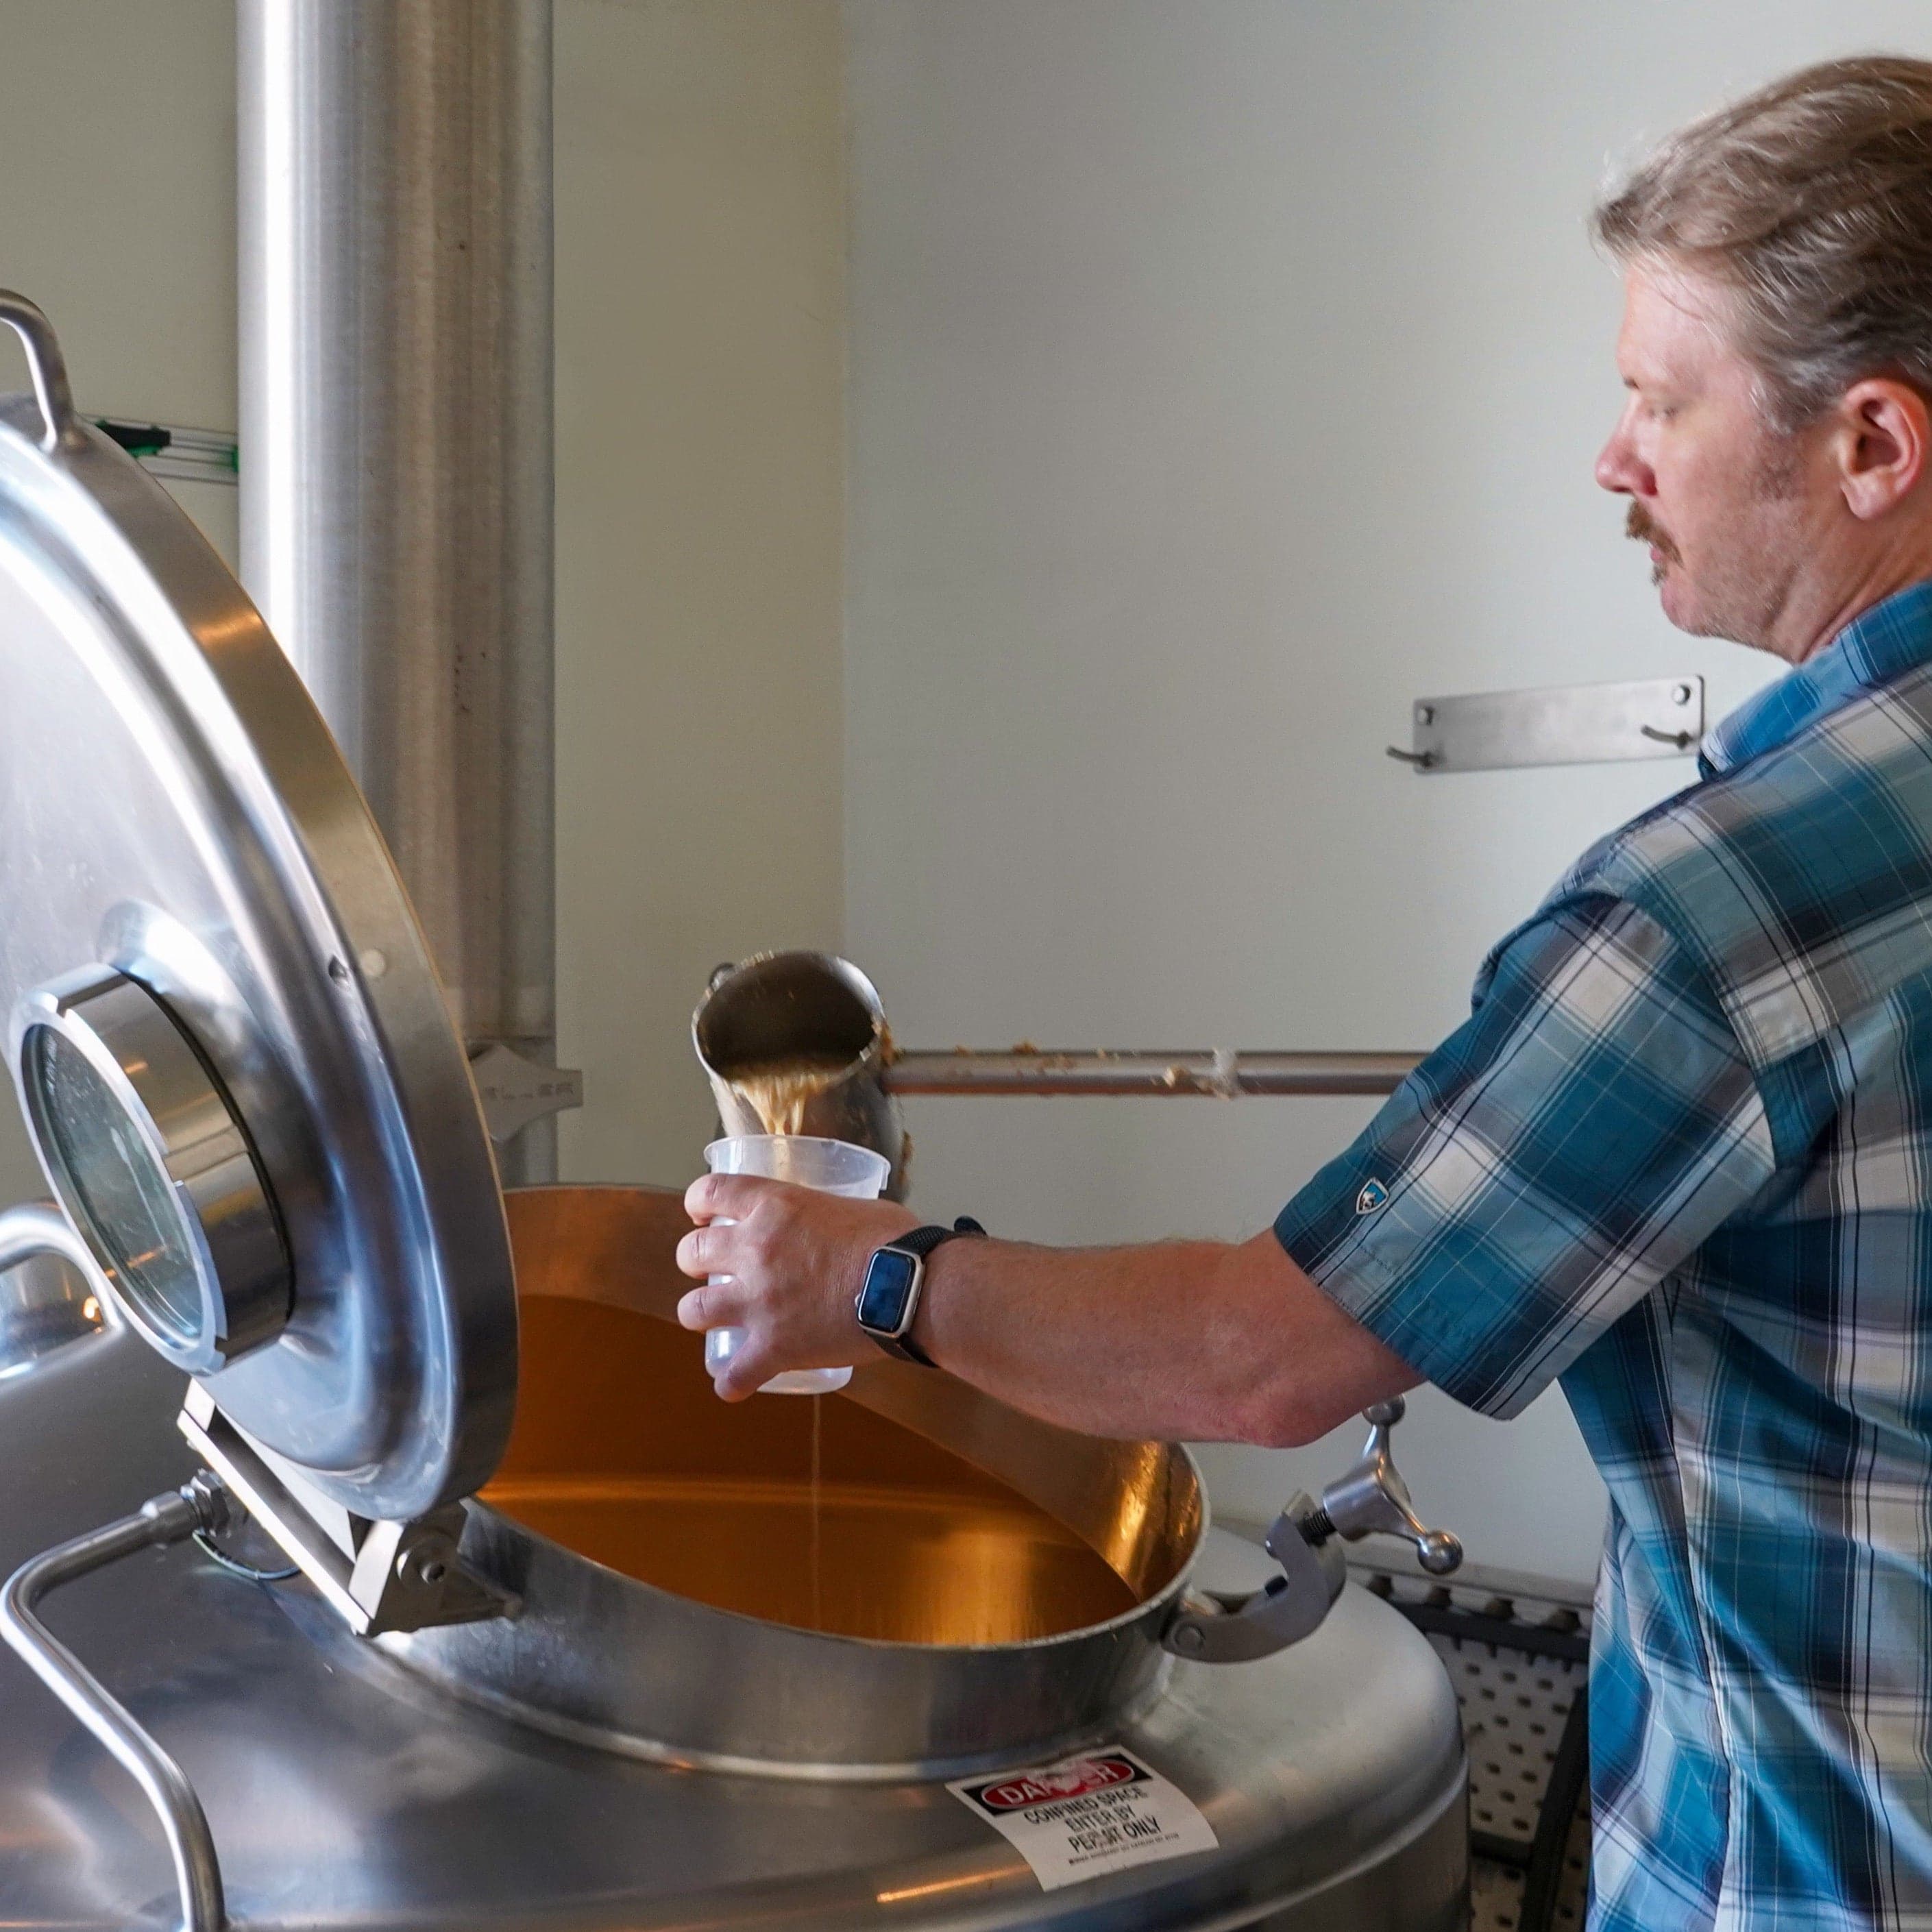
948, 1747, 1218, 1892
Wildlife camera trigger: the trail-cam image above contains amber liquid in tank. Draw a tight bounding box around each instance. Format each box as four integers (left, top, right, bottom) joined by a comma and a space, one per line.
485, 1294, 1138, 1644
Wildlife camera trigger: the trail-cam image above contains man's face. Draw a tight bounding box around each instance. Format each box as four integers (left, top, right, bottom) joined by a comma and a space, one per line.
1596, 258, 1827, 655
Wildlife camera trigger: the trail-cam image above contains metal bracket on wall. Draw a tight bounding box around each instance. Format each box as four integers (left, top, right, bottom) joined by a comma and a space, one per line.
467, 1040, 585, 1146
1386, 675, 1704, 774
91, 417, 238, 487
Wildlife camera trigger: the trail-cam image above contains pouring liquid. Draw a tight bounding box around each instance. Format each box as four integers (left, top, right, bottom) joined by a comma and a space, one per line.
723, 1053, 857, 1138
711, 1060, 880, 1574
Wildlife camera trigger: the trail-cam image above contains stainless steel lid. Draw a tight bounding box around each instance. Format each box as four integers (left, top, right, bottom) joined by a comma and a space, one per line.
0, 295, 515, 1520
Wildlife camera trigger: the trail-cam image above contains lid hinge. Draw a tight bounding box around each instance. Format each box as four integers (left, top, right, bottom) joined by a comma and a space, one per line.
178, 1383, 515, 1637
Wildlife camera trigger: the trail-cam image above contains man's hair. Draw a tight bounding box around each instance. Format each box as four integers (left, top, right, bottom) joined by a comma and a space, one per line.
1594, 56, 1932, 429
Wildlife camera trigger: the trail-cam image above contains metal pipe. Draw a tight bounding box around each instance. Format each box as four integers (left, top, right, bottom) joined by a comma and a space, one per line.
236, 0, 562, 1183
882, 1049, 1424, 1099
1, 1484, 228, 1932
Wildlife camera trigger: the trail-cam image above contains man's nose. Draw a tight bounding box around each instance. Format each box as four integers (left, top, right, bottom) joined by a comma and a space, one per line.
1595, 417, 1651, 497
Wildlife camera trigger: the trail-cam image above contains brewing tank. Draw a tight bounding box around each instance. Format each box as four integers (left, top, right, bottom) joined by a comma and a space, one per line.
0, 330, 1468, 1922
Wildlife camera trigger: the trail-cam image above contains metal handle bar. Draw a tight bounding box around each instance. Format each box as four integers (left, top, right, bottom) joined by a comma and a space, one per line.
2, 1482, 230, 1932
0, 1203, 227, 1931
0, 292, 75, 452
883, 1049, 1423, 1099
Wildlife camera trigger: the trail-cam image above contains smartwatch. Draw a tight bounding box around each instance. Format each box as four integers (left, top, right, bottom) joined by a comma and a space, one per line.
855, 1216, 986, 1367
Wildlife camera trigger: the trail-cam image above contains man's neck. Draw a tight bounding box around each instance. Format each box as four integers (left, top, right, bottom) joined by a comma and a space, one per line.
1774, 541, 1932, 665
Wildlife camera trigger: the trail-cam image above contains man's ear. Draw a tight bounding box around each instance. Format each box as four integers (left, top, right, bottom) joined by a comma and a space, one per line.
1834, 378, 1931, 520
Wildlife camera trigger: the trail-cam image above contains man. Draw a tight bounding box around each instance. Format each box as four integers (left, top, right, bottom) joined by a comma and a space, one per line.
678, 56, 1932, 1931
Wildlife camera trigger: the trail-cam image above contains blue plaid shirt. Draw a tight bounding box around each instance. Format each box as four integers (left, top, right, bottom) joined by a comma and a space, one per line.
1278, 578, 1932, 1932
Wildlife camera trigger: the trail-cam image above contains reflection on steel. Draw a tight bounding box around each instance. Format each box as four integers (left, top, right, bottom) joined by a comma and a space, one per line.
237, 1, 568, 1183
884, 1047, 1423, 1098
0, 1201, 111, 1375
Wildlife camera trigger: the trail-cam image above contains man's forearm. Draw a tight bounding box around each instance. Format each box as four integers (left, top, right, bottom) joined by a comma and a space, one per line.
676, 1175, 1417, 1440
907, 1229, 1417, 1445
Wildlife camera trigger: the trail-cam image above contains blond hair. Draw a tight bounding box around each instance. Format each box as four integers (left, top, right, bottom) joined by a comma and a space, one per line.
1595, 56, 1932, 428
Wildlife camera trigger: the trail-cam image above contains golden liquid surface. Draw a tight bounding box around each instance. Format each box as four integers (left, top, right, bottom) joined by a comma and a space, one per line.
483, 1294, 1140, 1643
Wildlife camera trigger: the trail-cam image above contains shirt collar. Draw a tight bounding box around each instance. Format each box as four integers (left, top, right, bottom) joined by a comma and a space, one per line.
1700, 576, 1932, 778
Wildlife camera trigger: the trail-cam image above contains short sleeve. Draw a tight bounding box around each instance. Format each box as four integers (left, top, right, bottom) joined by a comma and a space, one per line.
1275, 894, 1776, 1419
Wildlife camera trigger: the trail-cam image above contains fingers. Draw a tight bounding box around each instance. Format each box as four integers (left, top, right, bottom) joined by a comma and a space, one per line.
683, 1172, 778, 1224
676, 1280, 749, 1332
676, 1221, 737, 1282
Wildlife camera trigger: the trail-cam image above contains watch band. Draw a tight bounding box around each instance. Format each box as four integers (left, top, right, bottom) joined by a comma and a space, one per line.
867, 1216, 985, 1367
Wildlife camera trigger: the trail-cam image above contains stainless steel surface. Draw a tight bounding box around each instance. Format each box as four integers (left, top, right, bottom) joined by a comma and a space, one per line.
885, 1048, 1424, 1098
0, 1275, 230, 1932
1390, 674, 1706, 774
0, 301, 515, 1519
16, 969, 291, 1373
0, 1319, 1467, 1930
0, 1201, 112, 1373
695, 953, 909, 1196
1318, 1398, 1465, 1576
237, 0, 567, 1185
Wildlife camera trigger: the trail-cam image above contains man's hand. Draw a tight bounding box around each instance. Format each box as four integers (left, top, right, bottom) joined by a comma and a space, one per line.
676, 1175, 918, 1399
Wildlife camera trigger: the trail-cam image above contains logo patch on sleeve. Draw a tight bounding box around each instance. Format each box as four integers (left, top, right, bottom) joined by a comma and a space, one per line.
1355, 1177, 1390, 1215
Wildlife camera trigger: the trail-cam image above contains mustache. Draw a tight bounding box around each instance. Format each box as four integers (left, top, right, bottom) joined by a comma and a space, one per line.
1626, 501, 1681, 563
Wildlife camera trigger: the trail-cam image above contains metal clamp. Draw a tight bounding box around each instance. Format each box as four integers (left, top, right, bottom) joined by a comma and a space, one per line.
0, 292, 75, 452
1162, 1489, 1348, 1662
1160, 1395, 1460, 1663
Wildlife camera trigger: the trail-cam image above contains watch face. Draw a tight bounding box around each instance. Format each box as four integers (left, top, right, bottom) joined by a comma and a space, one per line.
857, 1246, 920, 1336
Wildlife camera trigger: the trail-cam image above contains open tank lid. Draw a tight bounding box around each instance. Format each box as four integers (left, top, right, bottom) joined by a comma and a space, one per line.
0, 295, 515, 1521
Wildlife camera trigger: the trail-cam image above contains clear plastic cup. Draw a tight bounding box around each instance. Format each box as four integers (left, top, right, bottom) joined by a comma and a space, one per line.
702, 1134, 891, 1395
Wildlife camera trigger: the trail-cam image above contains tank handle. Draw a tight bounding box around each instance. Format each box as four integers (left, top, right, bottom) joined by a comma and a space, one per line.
1162, 1397, 1462, 1664
0, 293, 76, 452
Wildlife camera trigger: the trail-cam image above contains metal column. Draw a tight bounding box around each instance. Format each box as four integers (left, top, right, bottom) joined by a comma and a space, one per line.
236, 0, 567, 1182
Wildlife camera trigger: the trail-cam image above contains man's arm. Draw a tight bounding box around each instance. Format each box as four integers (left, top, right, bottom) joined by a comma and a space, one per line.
680, 894, 1778, 1445
676, 1187, 1417, 1443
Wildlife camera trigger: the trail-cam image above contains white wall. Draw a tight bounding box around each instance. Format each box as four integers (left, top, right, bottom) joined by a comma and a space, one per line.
843, 0, 1932, 1584
554, 0, 847, 1188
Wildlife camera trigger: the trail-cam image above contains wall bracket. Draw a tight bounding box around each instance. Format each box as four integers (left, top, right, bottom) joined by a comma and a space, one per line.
1387, 676, 1704, 774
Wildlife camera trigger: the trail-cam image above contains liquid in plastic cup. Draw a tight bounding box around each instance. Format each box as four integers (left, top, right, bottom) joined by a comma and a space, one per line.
702, 1134, 891, 1395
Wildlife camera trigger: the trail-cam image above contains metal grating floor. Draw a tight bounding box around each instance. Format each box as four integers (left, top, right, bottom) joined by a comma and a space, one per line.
1356, 1562, 1593, 1932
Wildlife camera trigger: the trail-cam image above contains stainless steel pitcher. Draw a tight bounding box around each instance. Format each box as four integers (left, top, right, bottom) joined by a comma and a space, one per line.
692, 952, 909, 1199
